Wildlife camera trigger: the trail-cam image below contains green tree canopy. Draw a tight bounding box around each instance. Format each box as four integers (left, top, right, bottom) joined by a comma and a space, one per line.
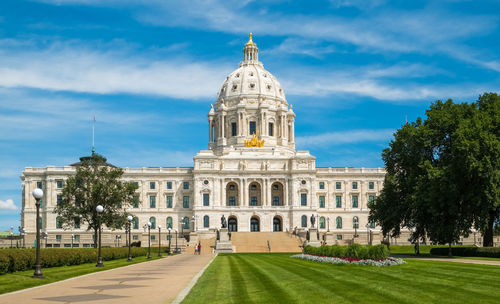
53, 153, 138, 247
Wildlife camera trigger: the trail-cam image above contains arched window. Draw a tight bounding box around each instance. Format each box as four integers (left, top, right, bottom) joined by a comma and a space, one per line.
319, 217, 325, 229
166, 217, 173, 229
56, 216, 62, 229
183, 217, 190, 229
149, 217, 156, 229
133, 217, 139, 229
353, 216, 359, 229
301, 215, 307, 228
336, 217, 342, 229
203, 215, 209, 228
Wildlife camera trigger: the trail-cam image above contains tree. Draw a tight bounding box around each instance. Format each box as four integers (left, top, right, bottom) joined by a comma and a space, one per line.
369, 93, 499, 252
54, 153, 138, 248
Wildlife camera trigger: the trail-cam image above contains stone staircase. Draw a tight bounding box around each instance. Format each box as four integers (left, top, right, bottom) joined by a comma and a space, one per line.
231, 232, 302, 253
185, 237, 217, 255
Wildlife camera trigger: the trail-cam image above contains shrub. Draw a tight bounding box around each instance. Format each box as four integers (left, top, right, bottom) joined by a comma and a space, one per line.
429, 246, 500, 258
368, 245, 389, 259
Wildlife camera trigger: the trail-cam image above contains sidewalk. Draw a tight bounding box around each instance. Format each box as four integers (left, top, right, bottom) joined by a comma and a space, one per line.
0, 253, 215, 304
416, 257, 500, 266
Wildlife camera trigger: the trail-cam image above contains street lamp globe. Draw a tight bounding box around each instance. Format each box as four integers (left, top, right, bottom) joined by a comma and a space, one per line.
96, 205, 104, 213
158, 225, 162, 229
147, 222, 152, 227
32, 188, 43, 199
127, 215, 133, 222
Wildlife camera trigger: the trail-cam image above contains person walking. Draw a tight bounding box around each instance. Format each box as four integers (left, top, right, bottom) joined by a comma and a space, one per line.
197, 242, 201, 255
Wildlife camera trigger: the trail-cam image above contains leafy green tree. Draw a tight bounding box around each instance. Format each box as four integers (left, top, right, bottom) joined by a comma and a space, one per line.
54, 153, 138, 247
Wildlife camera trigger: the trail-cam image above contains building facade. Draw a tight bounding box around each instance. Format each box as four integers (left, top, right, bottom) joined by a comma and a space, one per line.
21, 35, 483, 249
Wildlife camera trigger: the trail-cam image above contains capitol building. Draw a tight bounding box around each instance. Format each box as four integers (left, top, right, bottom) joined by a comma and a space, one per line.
20, 34, 391, 249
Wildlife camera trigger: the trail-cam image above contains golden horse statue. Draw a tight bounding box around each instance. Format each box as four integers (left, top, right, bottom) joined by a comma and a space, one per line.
244, 133, 265, 147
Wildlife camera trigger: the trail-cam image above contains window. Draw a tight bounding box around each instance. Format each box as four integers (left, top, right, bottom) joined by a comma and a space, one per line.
57, 195, 62, 206
369, 195, 375, 203
352, 182, 358, 190
166, 181, 172, 189
273, 196, 279, 206
56, 217, 62, 229
149, 217, 156, 229
369, 220, 375, 229
319, 196, 325, 208
337, 235, 343, 240
352, 196, 358, 208
319, 182, 325, 189
56, 234, 62, 241
300, 193, 307, 206
74, 235, 80, 241
64, 244, 71, 248
320, 217, 325, 229
133, 235, 139, 240
56, 180, 63, 188
133, 195, 139, 208
301, 180, 306, 185
203, 193, 210, 206
183, 217, 189, 229
74, 217, 80, 229
251, 196, 258, 206
36, 181, 43, 189
336, 217, 342, 229
336, 182, 341, 190
39, 216, 43, 229
151, 235, 156, 240
149, 195, 156, 208
166, 217, 173, 229
183, 182, 189, 190
369, 182, 374, 190
251, 184, 257, 190
231, 123, 237, 136
183, 196, 190, 208
269, 123, 274, 136
166, 195, 173, 208
150, 181, 155, 189
229, 196, 236, 206
336, 196, 342, 208
249, 121, 256, 135
229, 185, 235, 190
133, 217, 139, 229
273, 185, 278, 190
134, 181, 139, 187
301, 215, 307, 228
204, 180, 209, 185
203, 215, 209, 228
353, 216, 359, 228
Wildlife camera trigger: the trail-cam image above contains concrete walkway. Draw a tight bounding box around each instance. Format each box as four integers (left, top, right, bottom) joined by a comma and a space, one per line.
415, 257, 500, 266
0, 253, 215, 304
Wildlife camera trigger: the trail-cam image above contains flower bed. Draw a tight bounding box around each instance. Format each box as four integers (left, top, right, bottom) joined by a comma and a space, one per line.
291, 253, 406, 266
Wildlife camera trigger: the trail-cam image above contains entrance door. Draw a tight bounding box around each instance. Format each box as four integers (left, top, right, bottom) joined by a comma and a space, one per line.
273, 217, 282, 232
228, 217, 238, 232
250, 217, 260, 232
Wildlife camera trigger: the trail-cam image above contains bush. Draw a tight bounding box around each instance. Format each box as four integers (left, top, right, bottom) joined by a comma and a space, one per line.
429, 246, 500, 258
303, 244, 388, 260
0, 246, 169, 275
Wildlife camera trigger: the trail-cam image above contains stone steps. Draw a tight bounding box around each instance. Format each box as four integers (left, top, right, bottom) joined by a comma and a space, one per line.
231, 232, 302, 253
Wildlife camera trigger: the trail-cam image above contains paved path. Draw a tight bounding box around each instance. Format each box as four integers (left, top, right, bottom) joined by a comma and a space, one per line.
416, 257, 500, 266
0, 253, 215, 304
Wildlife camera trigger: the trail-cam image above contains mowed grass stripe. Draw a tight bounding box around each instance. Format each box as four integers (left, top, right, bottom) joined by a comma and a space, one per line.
182, 254, 500, 304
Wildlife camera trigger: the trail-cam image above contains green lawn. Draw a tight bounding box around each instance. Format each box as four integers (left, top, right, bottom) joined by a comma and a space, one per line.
0, 255, 164, 295
182, 253, 500, 304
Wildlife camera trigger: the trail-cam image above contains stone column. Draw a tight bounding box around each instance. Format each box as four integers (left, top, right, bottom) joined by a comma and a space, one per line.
221, 178, 226, 208
284, 179, 289, 206
239, 178, 244, 207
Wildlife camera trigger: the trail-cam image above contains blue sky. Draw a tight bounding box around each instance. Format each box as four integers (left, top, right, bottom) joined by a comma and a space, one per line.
1, 0, 499, 231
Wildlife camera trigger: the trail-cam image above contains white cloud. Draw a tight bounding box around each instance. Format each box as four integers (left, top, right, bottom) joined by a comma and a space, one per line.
0, 199, 18, 211
296, 129, 394, 148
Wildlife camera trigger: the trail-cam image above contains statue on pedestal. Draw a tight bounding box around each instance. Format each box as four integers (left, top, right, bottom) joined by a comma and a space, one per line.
221, 215, 227, 228
310, 214, 315, 228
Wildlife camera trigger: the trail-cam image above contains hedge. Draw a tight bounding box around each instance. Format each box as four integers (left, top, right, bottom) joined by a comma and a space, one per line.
304, 244, 389, 260
429, 246, 500, 258
0, 246, 169, 275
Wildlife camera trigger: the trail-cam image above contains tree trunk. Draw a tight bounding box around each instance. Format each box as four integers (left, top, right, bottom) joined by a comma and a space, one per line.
448, 243, 452, 258
482, 209, 496, 247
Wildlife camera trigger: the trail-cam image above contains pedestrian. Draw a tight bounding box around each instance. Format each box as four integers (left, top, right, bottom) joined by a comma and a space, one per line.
197, 242, 201, 255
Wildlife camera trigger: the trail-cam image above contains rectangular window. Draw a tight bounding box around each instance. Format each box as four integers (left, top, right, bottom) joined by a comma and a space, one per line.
369, 182, 374, 190
336, 196, 342, 208
319, 182, 325, 189
369, 195, 375, 203
352, 182, 358, 190
150, 195, 156, 208
56, 180, 63, 188
352, 196, 358, 208
150, 181, 155, 190
269, 123, 274, 136
166, 181, 172, 189
183, 182, 189, 190
301, 193, 307, 206
133, 235, 139, 241
203, 193, 210, 206
132, 196, 139, 208
319, 196, 325, 208
64, 244, 71, 248
183, 196, 190, 208
337, 235, 343, 240
151, 235, 156, 240
57, 195, 62, 206
134, 182, 139, 187
83, 244, 91, 248
251, 196, 258, 206
166, 195, 173, 208
36, 181, 43, 189
231, 123, 237, 136
74, 235, 80, 241
229, 196, 236, 206
56, 235, 62, 241
336, 182, 341, 190
74, 218, 80, 229
249, 121, 256, 135
273, 196, 279, 206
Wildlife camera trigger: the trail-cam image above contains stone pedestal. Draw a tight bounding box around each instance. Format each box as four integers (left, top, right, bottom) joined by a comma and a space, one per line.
305, 228, 321, 247
324, 231, 336, 245
215, 228, 233, 253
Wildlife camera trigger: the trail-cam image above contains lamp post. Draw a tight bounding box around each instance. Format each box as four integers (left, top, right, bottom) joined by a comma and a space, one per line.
174, 228, 178, 253
158, 225, 162, 257
180, 217, 185, 238
147, 221, 152, 259
365, 223, 370, 245
32, 188, 44, 279
192, 215, 198, 232
71, 234, 74, 248
127, 215, 133, 262
96, 205, 104, 267
167, 228, 172, 255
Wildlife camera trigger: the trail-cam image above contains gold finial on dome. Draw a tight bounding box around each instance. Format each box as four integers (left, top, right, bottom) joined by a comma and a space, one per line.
247, 32, 254, 45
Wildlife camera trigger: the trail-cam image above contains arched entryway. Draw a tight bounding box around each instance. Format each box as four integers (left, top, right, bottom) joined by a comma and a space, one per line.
273, 216, 282, 232
226, 182, 239, 206
250, 216, 260, 232
271, 182, 284, 206
228, 216, 238, 232
248, 182, 262, 206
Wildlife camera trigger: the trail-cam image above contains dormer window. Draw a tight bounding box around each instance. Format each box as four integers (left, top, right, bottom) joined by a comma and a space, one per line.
235, 73, 240, 78
249, 83, 255, 89
232, 84, 238, 91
